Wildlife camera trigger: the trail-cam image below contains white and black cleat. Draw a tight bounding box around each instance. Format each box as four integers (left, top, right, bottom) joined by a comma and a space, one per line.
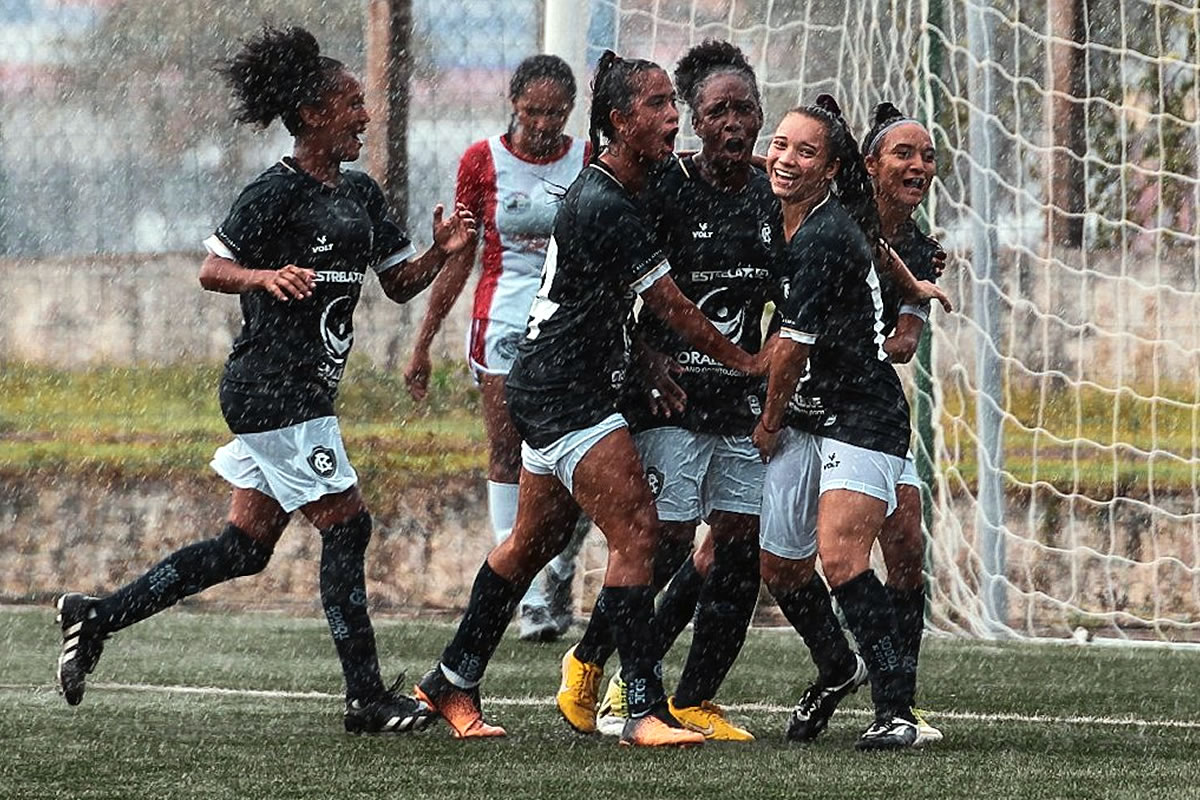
855, 712, 919, 751
344, 675, 437, 735
786, 654, 869, 742
55, 592, 106, 706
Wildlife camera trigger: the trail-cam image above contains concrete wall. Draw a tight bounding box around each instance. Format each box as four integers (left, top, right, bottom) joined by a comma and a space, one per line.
0, 252, 471, 369
4, 248, 1199, 393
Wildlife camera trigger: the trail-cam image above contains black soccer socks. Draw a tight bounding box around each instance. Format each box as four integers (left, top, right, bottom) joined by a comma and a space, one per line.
832, 570, 916, 717
92, 523, 273, 634
439, 561, 524, 687
773, 572, 858, 685
319, 511, 385, 702
595, 585, 666, 717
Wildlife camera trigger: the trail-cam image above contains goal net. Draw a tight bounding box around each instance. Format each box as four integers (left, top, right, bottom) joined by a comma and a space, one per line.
584, 0, 1200, 644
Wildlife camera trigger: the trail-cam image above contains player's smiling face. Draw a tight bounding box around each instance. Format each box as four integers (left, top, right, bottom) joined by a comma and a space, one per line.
512, 77, 573, 158
616, 68, 680, 163
868, 122, 936, 211
301, 69, 370, 164
692, 72, 762, 171
766, 111, 839, 204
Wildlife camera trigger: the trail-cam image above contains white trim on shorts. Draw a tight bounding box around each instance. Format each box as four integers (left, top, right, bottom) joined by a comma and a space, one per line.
210, 416, 358, 513
896, 450, 920, 488
520, 413, 627, 495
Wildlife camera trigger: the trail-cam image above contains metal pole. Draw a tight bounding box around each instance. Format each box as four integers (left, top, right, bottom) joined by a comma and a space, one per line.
965, 0, 1007, 634
916, 0, 944, 569
365, 0, 412, 224
542, 0, 593, 138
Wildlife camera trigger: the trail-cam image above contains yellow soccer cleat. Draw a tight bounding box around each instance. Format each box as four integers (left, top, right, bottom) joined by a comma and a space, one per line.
595, 674, 628, 737
913, 708, 943, 745
668, 696, 755, 742
555, 645, 603, 734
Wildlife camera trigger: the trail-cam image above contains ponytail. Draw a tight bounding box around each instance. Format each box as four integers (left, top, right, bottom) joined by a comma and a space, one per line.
587, 49, 661, 163
793, 94, 881, 244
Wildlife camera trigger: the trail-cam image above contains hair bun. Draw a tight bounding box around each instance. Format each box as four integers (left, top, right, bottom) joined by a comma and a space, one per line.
872, 101, 905, 126
814, 93, 843, 118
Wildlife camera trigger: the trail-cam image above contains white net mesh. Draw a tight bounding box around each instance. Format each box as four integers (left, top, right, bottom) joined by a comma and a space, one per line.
587, 0, 1200, 643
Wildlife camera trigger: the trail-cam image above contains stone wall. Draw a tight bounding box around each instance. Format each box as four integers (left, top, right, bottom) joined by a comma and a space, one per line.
7, 473, 1198, 637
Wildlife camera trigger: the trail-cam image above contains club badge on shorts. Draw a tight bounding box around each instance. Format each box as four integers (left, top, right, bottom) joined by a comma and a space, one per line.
645, 467, 664, 498
308, 446, 338, 478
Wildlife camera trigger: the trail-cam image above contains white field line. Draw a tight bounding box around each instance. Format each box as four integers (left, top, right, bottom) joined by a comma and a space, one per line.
6, 681, 1200, 731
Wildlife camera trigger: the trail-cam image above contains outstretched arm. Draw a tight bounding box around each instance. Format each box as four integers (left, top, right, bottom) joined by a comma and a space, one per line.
878, 240, 952, 313
377, 203, 477, 305
403, 242, 477, 400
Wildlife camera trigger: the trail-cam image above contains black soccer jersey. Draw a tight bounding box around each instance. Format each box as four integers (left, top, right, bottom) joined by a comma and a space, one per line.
625, 155, 783, 435
878, 219, 942, 336
776, 194, 910, 457
205, 157, 415, 434
505, 162, 670, 449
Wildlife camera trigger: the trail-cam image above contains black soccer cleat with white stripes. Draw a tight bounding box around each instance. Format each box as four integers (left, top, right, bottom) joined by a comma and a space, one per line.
786, 653, 868, 742
855, 711, 919, 751
55, 592, 107, 706
344, 675, 437, 735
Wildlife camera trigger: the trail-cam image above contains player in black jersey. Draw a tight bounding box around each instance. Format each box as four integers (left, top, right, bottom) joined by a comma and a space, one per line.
562, 40, 778, 742
52, 26, 476, 735
413, 51, 765, 748
752, 95, 949, 750
863, 102, 946, 745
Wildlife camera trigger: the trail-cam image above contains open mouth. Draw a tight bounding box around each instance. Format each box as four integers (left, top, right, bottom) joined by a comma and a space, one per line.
663, 128, 679, 150
902, 176, 927, 190
723, 137, 746, 154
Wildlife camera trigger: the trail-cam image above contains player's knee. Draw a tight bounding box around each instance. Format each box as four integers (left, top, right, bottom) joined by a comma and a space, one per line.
218, 524, 274, 577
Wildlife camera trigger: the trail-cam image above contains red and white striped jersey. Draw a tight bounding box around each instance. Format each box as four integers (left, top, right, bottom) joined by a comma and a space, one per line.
455, 134, 590, 328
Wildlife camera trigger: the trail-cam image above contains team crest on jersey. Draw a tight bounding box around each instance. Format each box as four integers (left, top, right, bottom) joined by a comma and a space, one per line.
504, 191, 532, 214
760, 223, 772, 244
645, 467, 665, 498
747, 395, 762, 416
308, 446, 338, 478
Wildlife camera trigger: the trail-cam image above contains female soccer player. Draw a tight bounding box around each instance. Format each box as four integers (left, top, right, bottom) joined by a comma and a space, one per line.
863, 101, 947, 745
561, 39, 778, 742
413, 50, 765, 748
404, 55, 590, 643
752, 95, 948, 750
53, 25, 475, 735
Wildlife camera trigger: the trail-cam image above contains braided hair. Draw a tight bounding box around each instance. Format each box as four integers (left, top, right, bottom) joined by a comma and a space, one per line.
673, 39, 760, 112
218, 25, 344, 135
788, 94, 881, 244
587, 50, 662, 163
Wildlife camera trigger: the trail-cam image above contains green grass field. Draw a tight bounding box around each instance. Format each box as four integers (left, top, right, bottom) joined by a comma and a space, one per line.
5, 361, 1197, 495
4, 606, 1199, 800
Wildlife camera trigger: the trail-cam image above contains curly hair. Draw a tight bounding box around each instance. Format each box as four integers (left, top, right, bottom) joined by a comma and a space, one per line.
673, 39, 760, 112
217, 25, 344, 134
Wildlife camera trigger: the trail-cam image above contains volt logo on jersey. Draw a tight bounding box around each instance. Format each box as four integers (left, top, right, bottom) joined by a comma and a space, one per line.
311, 234, 334, 253
692, 222, 714, 239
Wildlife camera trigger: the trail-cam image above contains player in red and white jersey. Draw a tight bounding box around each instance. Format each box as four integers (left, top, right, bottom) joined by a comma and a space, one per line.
405, 55, 590, 642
